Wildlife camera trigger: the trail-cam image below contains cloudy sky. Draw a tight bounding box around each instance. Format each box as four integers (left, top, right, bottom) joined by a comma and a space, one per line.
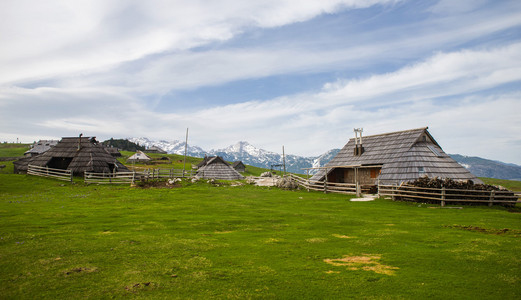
1, 0, 520, 164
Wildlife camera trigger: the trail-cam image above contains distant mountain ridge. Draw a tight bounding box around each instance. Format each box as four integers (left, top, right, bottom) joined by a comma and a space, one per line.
127, 137, 521, 180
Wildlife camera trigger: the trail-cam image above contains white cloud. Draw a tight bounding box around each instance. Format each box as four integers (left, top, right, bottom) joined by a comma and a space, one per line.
0, 0, 397, 85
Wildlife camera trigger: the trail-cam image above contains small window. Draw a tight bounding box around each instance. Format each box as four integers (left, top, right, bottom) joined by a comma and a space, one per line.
418, 167, 425, 174
427, 144, 442, 157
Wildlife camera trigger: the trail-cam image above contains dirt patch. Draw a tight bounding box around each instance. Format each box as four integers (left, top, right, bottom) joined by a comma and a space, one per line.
324, 254, 398, 275
135, 180, 181, 189
332, 234, 351, 239
306, 238, 328, 243
445, 225, 521, 236
65, 267, 98, 275
125, 282, 154, 293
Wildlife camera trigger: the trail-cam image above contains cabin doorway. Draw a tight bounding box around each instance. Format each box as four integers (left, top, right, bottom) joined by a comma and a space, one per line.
47, 157, 73, 170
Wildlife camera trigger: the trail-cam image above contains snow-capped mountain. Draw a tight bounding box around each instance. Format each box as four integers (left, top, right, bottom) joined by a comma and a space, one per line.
126, 138, 334, 174
209, 141, 315, 174
128, 137, 206, 157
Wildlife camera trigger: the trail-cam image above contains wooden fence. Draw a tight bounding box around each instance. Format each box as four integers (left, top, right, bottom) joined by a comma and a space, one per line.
287, 174, 366, 196
378, 184, 520, 206
27, 164, 73, 182
144, 168, 193, 179
84, 168, 193, 184
288, 174, 520, 206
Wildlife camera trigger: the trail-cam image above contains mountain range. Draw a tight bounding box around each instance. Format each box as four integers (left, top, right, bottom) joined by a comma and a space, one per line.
128, 137, 521, 180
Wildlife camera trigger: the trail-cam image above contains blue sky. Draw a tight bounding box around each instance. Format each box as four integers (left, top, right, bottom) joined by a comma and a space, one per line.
1, 0, 521, 164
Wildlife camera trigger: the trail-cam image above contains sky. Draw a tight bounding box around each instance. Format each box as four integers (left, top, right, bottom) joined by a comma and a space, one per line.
1, 0, 521, 164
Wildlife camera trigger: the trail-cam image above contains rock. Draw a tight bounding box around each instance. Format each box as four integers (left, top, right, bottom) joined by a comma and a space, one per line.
276, 177, 298, 190
0, 165, 6, 169
260, 172, 272, 177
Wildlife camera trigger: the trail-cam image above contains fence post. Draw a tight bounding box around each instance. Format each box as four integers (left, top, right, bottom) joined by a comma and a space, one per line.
489, 190, 495, 207
441, 186, 446, 207
356, 182, 361, 197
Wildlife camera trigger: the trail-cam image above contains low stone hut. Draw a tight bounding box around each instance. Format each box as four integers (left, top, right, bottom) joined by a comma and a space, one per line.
127, 151, 151, 163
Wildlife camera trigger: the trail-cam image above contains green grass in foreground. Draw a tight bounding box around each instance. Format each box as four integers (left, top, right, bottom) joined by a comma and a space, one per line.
1, 174, 520, 299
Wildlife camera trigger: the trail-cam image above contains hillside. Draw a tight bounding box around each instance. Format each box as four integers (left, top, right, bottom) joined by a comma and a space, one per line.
450, 154, 521, 181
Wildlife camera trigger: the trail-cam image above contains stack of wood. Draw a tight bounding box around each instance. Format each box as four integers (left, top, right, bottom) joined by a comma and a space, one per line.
406, 176, 501, 191
402, 176, 516, 206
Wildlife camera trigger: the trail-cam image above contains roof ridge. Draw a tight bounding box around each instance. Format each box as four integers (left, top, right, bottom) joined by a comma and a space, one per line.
347, 127, 428, 141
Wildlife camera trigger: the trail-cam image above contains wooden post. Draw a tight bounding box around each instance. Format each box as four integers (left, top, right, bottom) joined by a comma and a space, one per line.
182, 127, 189, 178
355, 167, 360, 197
282, 146, 286, 176
391, 186, 395, 201
324, 168, 328, 194
441, 186, 446, 207
489, 190, 495, 207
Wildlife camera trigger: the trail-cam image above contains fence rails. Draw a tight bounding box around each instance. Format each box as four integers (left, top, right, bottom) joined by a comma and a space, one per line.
145, 168, 193, 179
287, 173, 361, 195
84, 171, 146, 184
378, 184, 520, 206
287, 174, 520, 206
27, 164, 73, 182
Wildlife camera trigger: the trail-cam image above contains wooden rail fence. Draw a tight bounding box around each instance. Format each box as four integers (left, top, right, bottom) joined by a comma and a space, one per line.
27, 165, 73, 182
378, 184, 519, 206
288, 174, 520, 206
287, 173, 368, 196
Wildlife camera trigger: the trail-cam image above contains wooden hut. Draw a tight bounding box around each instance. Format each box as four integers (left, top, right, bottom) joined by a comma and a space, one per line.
196, 156, 244, 180
20, 136, 128, 175
104, 146, 122, 157
127, 151, 151, 163
144, 146, 167, 154
231, 161, 246, 173
24, 140, 58, 157
310, 127, 482, 185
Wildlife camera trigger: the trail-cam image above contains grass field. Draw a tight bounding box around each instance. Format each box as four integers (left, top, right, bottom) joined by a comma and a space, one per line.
1, 174, 520, 299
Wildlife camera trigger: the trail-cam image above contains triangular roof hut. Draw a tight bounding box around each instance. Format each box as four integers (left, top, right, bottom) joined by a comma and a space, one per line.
231, 161, 246, 173
144, 145, 167, 154
310, 127, 482, 185
196, 156, 244, 180
127, 151, 151, 163
23, 136, 129, 175
24, 140, 58, 157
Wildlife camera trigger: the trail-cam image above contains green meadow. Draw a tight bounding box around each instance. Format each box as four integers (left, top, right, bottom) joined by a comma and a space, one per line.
1, 173, 520, 299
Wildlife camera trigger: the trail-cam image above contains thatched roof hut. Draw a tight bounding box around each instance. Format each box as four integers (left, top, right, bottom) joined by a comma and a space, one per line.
231, 161, 246, 173
196, 156, 244, 180
104, 146, 122, 157
21, 136, 128, 175
310, 127, 482, 185
127, 151, 151, 163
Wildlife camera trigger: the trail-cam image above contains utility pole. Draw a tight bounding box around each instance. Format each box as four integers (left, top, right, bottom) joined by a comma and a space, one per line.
182, 128, 189, 177
282, 145, 286, 176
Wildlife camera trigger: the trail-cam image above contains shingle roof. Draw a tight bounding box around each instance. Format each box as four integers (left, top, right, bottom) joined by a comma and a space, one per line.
311, 127, 481, 184
196, 156, 244, 180
26, 137, 129, 175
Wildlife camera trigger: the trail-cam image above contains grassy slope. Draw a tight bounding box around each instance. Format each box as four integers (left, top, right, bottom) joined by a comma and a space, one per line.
0, 143, 30, 174
1, 174, 520, 299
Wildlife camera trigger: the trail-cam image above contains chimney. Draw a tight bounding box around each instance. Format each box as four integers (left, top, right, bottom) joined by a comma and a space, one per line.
78, 133, 83, 151
353, 128, 364, 156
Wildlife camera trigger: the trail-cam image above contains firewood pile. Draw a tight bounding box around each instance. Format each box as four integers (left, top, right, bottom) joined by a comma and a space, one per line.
406, 176, 503, 191
399, 176, 516, 207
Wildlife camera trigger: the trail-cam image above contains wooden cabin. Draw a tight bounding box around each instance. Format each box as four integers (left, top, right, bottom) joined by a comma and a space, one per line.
127, 151, 151, 163
231, 161, 246, 173
310, 127, 482, 186
196, 156, 244, 180
18, 136, 128, 175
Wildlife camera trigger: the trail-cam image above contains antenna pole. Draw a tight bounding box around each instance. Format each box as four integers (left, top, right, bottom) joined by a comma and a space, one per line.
182, 128, 189, 178
282, 145, 286, 176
